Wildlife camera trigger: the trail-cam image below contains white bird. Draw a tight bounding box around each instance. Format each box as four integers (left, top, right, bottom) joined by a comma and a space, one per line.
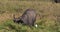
35, 24, 38, 28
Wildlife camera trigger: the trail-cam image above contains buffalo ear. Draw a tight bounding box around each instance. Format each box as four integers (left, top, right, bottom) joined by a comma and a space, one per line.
13, 14, 16, 22
13, 14, 15, 19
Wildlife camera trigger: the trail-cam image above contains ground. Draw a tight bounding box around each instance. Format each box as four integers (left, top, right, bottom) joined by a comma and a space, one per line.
0, 0, 60, 32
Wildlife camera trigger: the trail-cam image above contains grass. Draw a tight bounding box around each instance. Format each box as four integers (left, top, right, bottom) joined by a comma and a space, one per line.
0, 0, 60, 32
0, 19, 59, 32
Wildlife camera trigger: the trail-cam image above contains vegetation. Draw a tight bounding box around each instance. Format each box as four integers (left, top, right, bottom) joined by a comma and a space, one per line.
0, 0, 60, 32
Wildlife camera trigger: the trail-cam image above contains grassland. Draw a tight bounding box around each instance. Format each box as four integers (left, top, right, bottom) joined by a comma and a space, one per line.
0, 0, 60, 32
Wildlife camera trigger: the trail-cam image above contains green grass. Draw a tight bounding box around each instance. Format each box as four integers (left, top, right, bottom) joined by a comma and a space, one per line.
0, 19, 60, 32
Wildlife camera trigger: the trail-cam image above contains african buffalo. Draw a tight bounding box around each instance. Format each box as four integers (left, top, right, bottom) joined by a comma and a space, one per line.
13, 9, 37, 26
54, 0, 60, 3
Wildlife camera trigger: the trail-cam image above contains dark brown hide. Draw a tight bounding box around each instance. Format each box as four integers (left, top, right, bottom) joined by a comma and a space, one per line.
21, 9, 36, 26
